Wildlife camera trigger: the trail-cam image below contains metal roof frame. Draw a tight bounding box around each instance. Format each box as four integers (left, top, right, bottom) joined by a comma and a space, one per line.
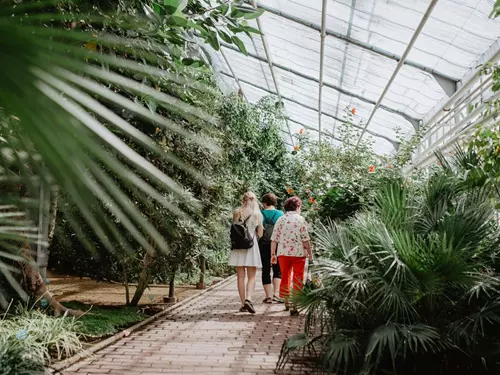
249, 0, 295, 146
355, 0, 439, 148
332, 0, 357, 138
219, 70, 401, 149
220, 48, 248, 102
221, 43, 421, 128
317, 0, 328, 142
253, 1, 459, 85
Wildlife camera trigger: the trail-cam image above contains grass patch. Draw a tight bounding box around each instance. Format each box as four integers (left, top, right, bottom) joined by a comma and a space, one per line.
62, 302, 146, 338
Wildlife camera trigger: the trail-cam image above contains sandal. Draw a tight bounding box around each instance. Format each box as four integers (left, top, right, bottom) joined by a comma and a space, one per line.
239, 305, 248, 312
244, 299, 256, 314
263, 297, 272, 304
273, 296, 284, 304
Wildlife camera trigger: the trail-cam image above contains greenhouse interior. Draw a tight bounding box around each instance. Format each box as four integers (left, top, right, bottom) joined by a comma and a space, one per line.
2, 0, 500, 374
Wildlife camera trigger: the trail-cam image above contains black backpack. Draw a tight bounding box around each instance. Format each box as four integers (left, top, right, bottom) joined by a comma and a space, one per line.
230, 216, 255, 250
259, 211, 277, 245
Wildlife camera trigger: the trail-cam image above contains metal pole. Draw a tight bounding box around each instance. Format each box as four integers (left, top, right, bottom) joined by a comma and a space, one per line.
317, 0, 328, 143
355, 0, 439, 148
220, 48, 248, 102
250, 0, 295, 146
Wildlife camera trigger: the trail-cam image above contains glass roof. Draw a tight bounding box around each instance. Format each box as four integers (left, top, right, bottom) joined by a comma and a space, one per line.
206, 0, 500, 155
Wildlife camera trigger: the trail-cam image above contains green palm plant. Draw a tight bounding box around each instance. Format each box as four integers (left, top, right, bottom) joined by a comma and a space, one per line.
278, 166, 500, 374
0, 0, 230, 309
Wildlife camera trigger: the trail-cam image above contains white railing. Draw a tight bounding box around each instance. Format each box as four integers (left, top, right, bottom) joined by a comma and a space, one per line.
410, 48, 500, 170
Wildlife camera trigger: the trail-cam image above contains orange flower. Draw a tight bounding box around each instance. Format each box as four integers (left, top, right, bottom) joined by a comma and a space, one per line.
286, 188, 293, 194
299, 128, 304, 135
388, 165, 393, 169
309, 197, 316, 204
368, 165, 375, 173
351, 108, 356, 115
293, 145, 300, 152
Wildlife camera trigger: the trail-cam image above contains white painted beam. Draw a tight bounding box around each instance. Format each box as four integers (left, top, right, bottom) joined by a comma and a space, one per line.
355, 0, 438, 148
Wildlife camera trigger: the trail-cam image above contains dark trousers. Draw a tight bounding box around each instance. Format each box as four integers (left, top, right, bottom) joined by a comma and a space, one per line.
259, 242, 282, 285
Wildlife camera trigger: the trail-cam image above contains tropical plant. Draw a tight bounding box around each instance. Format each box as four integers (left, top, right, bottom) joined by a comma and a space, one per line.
281, 108, 403, 222
278, 165, 500, 374
0, 0, 263, 310
0, 338, 46, 375
0, 305, 82, 366
218, 94, 289, 202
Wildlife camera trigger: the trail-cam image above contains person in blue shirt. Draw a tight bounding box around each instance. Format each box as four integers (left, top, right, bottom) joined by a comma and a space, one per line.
259, 193, 284, 304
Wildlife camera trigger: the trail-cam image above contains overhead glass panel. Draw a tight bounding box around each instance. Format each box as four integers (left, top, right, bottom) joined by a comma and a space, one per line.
205, 0, 500, 155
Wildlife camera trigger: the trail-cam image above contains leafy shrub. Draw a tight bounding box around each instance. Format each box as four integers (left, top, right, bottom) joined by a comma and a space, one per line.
0, 337, 46, 375
0, 305, 83, 364
281, 169, 500, 374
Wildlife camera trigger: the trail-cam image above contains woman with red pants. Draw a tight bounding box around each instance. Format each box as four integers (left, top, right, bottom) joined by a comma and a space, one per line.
270, 196, 313, 316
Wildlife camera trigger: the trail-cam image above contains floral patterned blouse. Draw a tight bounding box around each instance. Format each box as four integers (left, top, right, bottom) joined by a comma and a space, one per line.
271, 211, 310, 257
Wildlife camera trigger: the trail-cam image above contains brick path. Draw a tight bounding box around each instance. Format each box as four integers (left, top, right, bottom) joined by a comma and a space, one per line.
62, 276, 305, 375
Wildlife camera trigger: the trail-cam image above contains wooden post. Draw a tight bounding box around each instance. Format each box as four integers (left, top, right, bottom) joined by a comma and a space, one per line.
196, 256, 206, 289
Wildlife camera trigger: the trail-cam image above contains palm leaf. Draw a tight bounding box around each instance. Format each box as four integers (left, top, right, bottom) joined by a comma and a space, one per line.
0, 1, 219, 296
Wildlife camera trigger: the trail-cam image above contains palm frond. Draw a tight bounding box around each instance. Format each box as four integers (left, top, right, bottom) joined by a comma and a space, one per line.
0, 1, 219, 265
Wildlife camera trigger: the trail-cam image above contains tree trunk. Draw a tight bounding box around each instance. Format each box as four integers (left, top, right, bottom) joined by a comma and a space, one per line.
168, 270, 176, 298
122, 261, 130, 305
20, 242, 82, 317
36, 186, 57, 281
47, 187, 59, 246
196, 256, 206, 289
129, 250, 155, 306
16, 184, 80, 316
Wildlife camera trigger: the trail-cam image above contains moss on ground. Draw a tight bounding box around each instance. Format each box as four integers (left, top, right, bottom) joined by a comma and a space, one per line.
62, 302, 146, 338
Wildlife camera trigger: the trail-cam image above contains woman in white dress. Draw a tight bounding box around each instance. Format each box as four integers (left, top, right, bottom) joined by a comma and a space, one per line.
229, 191, 263, 314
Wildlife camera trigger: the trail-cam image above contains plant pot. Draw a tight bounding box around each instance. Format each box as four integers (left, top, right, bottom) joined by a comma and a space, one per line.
163, 296, 177, 303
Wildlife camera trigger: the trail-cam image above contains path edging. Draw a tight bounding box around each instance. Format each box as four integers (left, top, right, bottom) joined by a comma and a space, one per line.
50, 274, 236, 373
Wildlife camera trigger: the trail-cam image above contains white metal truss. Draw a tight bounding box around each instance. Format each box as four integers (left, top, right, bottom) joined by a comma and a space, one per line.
355, 0, 439, 148
220, 70, 401, 149
253, 1, 459, 85
220, 42, 421, 127
250, 0, 295, 146
220, 48, 248, 102
317, 0, 328, 142
332, 0, 357, 138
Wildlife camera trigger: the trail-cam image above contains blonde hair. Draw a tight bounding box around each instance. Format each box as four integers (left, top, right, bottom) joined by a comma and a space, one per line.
234, 191, 262, 223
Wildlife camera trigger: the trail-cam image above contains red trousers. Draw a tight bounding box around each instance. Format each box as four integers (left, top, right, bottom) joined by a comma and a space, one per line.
278, 256, 306, 298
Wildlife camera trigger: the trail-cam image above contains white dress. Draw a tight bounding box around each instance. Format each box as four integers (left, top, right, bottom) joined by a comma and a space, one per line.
228, 214, 263, 268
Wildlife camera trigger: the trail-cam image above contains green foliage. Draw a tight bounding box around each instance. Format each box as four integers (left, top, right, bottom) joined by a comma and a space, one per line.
0, 0, 231, 299
281, 165, 500, 374
0, 338, 46, 375
281, 108, 403, 222
62, 302, 146, 337
218, 95, 289, 202
0, 305, 82, 364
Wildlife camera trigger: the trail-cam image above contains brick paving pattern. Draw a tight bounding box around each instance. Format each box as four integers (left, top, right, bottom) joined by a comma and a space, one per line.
62, 276, 305, 375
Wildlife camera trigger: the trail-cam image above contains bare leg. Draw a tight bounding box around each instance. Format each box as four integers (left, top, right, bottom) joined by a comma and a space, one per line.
236, 267, 246, 305
246, 267, 257, 302
273, 278, 281, 298
263, 284, 272, 300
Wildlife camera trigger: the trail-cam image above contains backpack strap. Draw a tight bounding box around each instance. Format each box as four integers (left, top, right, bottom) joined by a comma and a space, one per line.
243, 215, 251, 225
263, 211, 278, 225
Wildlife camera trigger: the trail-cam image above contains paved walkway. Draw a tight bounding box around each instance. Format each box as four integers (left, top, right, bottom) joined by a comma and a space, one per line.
62, 276, 305, 375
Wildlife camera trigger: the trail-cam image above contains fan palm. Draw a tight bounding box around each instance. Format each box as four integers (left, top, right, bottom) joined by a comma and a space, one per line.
278, 166, 500, 374
0, 0, 220, 309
